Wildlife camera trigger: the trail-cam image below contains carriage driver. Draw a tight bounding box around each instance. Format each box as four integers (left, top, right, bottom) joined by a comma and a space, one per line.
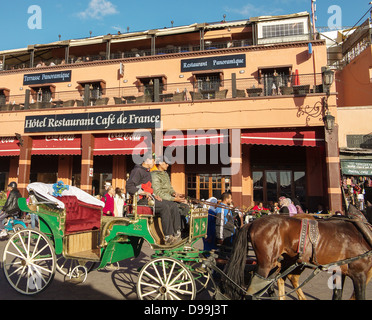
0, 182, 22, 239
151, 155, 188, 236
126, 153, 181, 245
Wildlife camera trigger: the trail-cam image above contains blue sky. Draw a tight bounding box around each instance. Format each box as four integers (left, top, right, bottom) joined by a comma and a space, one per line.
0, 0, 370, 51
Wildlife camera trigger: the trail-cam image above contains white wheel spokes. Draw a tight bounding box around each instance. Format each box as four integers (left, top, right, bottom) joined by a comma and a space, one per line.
3, 229, 55, 295
138, 258, 195, 300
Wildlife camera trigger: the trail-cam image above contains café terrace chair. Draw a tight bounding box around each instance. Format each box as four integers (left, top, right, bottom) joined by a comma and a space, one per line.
236, 89, 246, 98
135, 94, 152, 103
62, 100, 76, 107
95, 97, 109, 106
189, 91, 203, 101
114, 97, 125, 105
215, 89, 228, 99
172, 92, 185, 102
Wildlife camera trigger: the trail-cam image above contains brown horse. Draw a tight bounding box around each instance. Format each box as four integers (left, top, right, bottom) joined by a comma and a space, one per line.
223, 214, 372, 300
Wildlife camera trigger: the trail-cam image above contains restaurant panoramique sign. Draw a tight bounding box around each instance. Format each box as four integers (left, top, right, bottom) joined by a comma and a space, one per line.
24, 109, 161, 133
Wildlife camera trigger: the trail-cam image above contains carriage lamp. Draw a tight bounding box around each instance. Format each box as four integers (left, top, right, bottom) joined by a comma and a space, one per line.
323, 111, 335, 132
322, 67, 334, 94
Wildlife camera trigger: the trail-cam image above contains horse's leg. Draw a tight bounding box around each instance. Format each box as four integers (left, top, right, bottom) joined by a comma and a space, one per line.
351, 274, 366, 300
287, 274, 306, 300
277, 278, 286, 300
332, 274, 345, 300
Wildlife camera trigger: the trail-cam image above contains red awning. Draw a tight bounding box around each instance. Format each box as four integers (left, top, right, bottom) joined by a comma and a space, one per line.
32, 135, 81, 155
162, 131, 228, 147
93, 133, 150, 156
241, 129, 324, 147
0, 137, 20, 156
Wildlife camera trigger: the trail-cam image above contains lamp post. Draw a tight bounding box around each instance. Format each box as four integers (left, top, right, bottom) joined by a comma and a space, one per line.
322, 67, 335, 132
321, 66, 342, 213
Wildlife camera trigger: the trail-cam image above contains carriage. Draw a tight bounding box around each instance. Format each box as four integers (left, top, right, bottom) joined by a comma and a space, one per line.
2, 182, 211, 299
4, 181, 372, 300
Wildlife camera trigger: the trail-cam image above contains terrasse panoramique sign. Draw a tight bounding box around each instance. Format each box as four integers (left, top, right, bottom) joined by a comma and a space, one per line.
24, 109, 161, 133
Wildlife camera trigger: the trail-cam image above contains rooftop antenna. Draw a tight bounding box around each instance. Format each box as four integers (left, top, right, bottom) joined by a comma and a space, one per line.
311, 0, 317, 40
223, 14, 226, 22
127, 26, 130, 33
58, 34, 61, 41
171, 20, 174, 28
89, 30, 92, 38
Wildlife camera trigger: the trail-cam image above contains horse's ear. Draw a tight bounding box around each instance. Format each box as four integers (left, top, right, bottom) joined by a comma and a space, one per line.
367, 201, 372, 207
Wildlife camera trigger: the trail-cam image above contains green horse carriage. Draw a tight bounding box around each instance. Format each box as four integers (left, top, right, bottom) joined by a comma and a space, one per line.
2, 182, 210, 299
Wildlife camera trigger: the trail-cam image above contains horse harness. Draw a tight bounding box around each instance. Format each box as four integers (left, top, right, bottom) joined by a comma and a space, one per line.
297, 218, 320, 265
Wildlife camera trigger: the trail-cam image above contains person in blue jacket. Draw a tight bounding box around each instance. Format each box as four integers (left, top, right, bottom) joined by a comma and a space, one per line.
215, 192, 236, 247
202, 197, 218, 251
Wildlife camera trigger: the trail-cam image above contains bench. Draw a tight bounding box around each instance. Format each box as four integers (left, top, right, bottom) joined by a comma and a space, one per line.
59, 196, 102, 235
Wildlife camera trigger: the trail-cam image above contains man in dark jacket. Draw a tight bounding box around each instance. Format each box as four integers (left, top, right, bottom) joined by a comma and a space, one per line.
0, 182, 22, 238
126, 155, 180, 244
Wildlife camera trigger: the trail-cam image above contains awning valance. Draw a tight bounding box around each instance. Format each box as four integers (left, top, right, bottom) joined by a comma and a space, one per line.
93, 133, 150, 156
241, 128, 324, 147
163, 130, 228, 147
32, 135, 81, 155
0, 137, 20, 156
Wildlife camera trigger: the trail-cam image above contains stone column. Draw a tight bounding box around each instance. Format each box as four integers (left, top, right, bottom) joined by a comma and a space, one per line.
112, 155, 126, 190
81, 134, 94, 194
230, 129, 242, 207
324, 125, 342, 213
58, 155, 73, 185
18, 136, 33, 197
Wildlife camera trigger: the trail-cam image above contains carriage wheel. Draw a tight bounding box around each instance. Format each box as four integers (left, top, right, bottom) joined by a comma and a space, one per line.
2, 229, 56, 295
56, 255, 96, 277
137, 257, 196, 300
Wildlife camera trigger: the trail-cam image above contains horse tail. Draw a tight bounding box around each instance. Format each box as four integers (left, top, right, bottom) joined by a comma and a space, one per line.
222, 223, 252, 299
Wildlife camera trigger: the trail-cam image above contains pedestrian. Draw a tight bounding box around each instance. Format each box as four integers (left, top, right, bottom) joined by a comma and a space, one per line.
102, 186, 115, 216
215, 192, 236, 247
103, 182, 111, 196
114, 187, 125, 217
286, 198, 298, 216
0, 182, 22, 238
203, 197, 218, 251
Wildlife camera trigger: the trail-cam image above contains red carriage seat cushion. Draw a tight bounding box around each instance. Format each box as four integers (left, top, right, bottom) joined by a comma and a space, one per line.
59, 196, 102, 234
126, 204, 154, 216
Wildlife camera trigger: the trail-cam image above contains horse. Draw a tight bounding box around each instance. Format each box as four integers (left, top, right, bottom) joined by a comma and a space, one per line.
223, 214, 372, 300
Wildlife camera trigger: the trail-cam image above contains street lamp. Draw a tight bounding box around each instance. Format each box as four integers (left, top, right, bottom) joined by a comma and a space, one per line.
322, 67, 335, 132
322, 67, 334, 94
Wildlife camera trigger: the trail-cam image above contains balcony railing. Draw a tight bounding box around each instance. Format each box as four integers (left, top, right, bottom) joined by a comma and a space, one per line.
0, 73, 325, 111
0, 39, 253, 71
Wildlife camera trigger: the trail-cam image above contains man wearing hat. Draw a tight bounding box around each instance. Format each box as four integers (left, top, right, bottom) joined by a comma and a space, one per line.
151, 155, 187, 238
126, 153, 180, 244
0, 182, 22, 238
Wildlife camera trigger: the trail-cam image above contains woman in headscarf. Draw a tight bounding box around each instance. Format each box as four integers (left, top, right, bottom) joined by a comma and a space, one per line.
203, 197, 218, 251
286, 198, 298, 217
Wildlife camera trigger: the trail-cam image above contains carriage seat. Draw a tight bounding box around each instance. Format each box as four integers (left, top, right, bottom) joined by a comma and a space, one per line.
59, 196, 102, 234
126, 204, 154, 216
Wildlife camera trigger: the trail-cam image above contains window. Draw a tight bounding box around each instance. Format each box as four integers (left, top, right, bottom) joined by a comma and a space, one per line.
193, 72, 223, 99
347, 135, 372, 149
0, 88, 9, 105
259, 66, 291, 96
253, 170, 306, 207
187, 173, 230, 200
29, 85, 55, 103
136, 75, 167, 96
262, 22, 304, 39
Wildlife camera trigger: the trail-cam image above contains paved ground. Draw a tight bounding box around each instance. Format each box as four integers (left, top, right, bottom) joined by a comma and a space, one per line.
1, 235, 372, 302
